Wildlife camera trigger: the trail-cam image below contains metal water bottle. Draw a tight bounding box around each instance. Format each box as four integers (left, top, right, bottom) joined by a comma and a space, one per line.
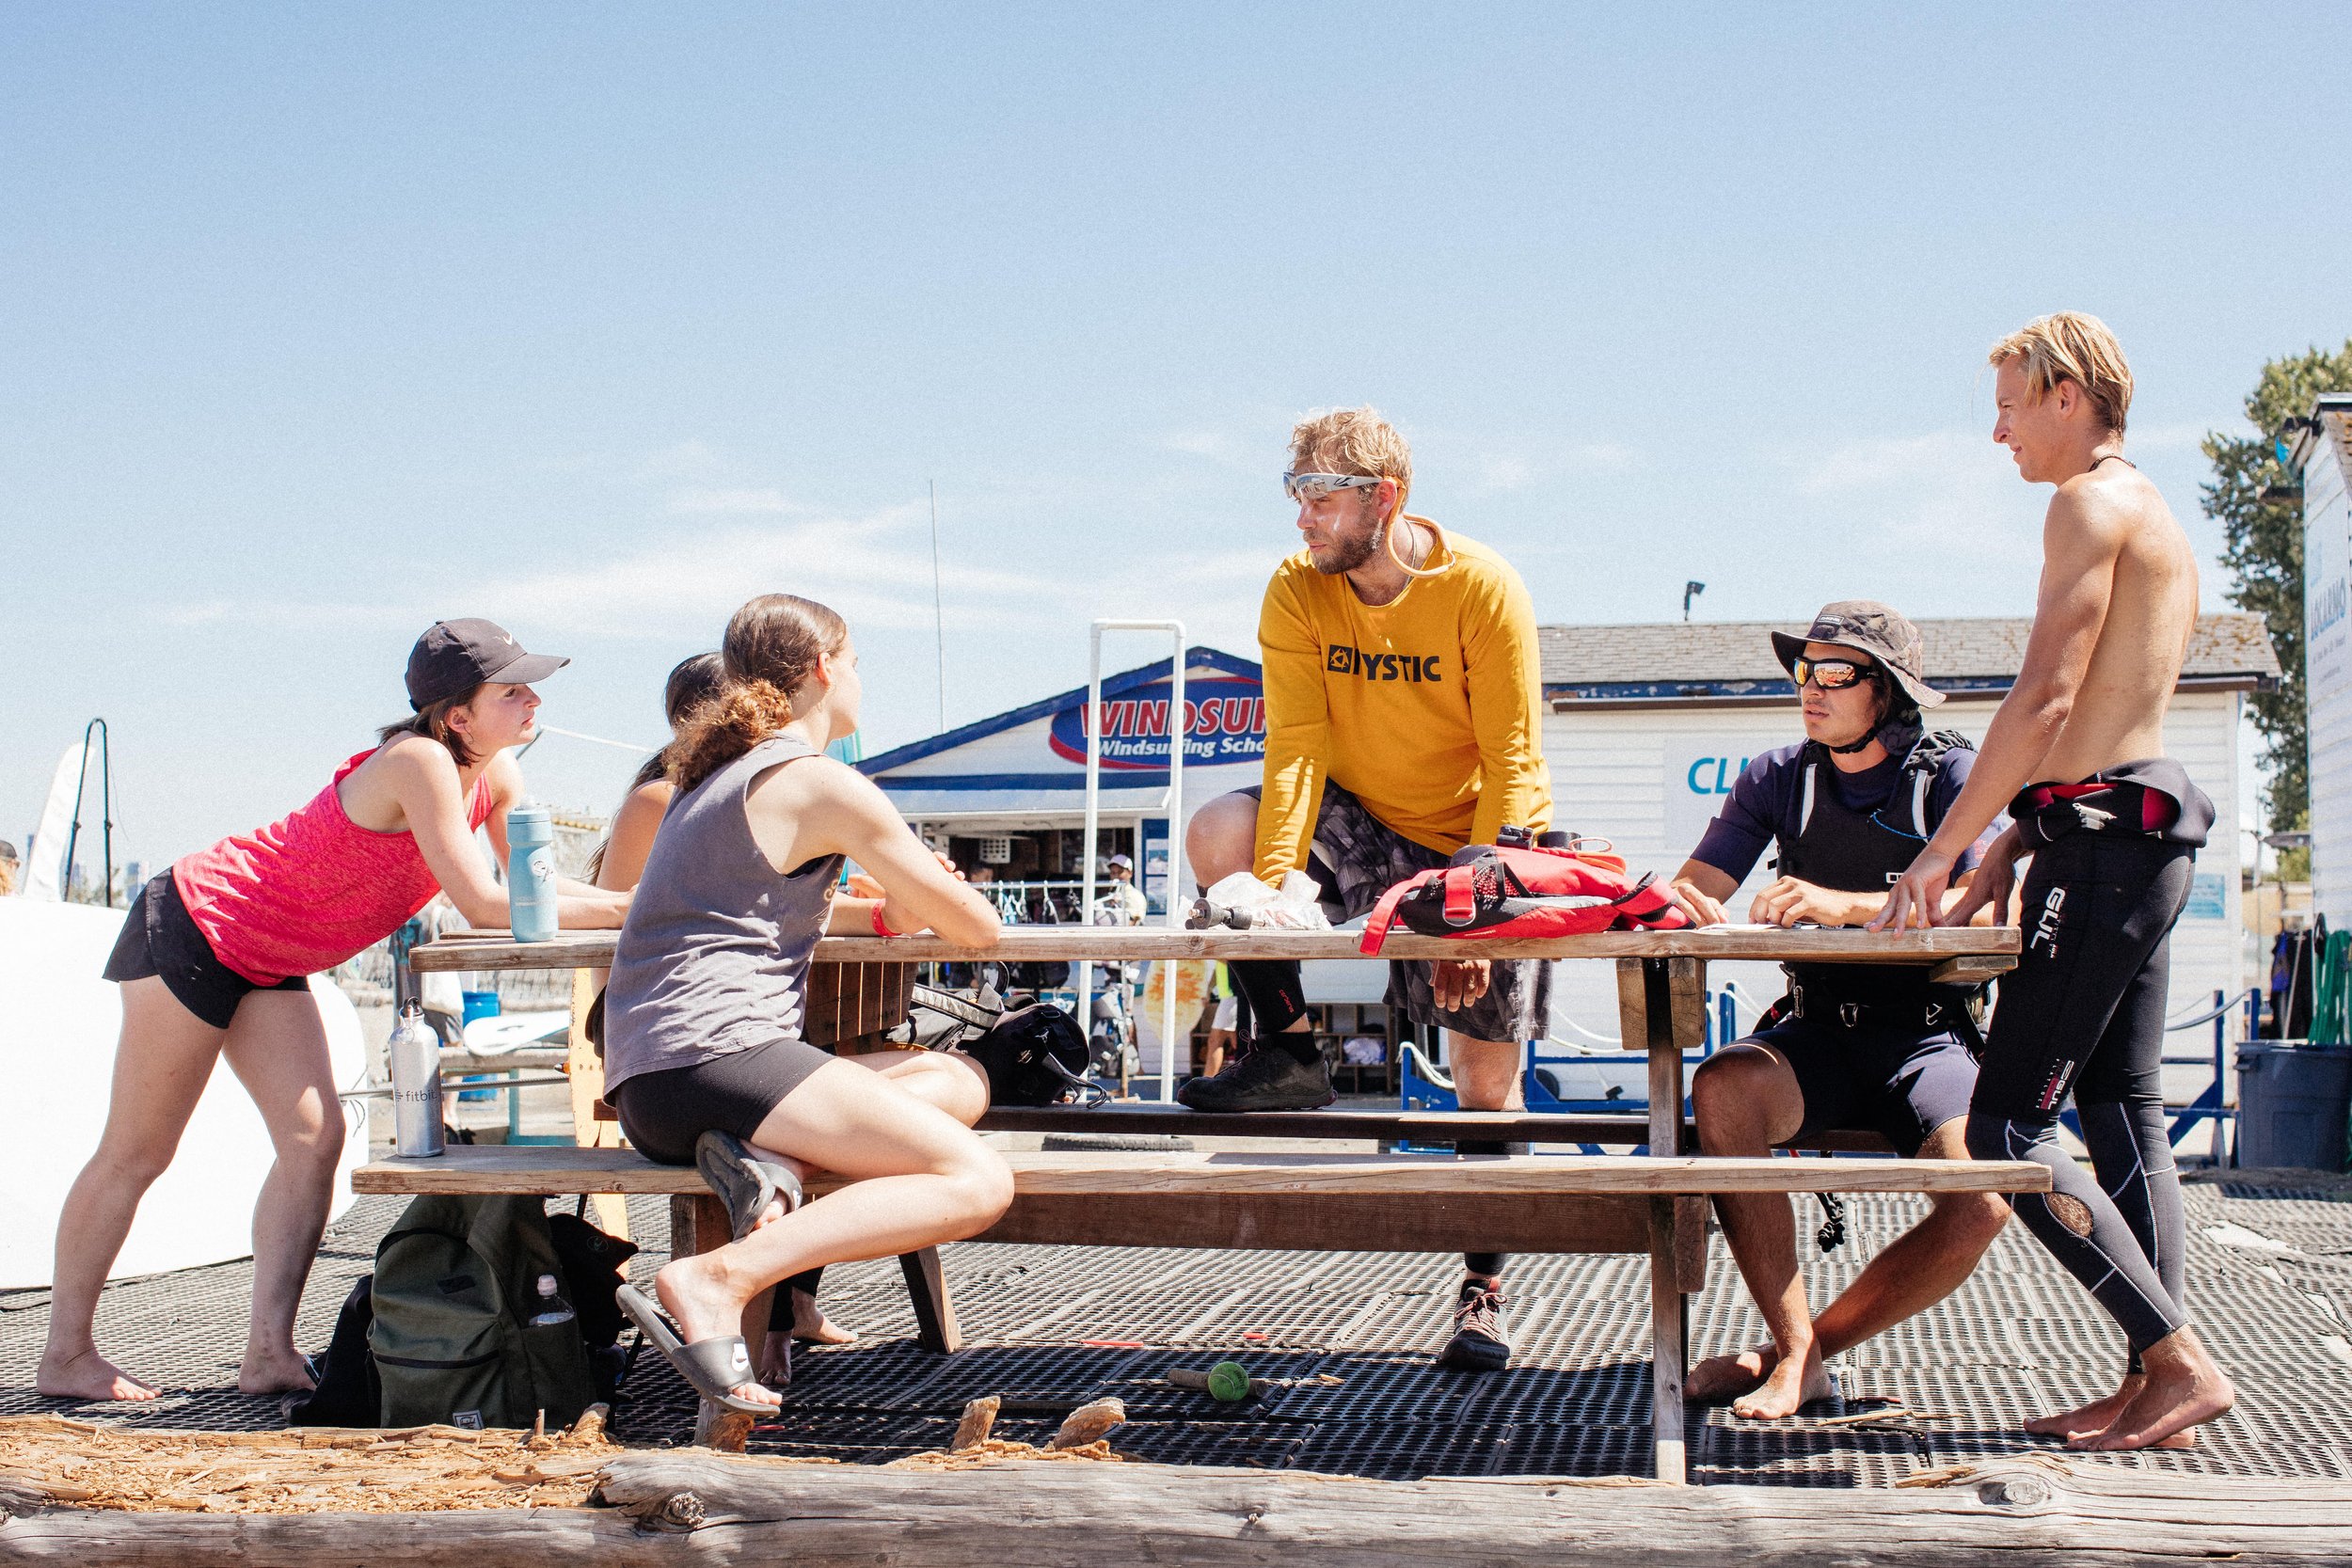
389, 1000, 445, 1158
505, 803, 558, 943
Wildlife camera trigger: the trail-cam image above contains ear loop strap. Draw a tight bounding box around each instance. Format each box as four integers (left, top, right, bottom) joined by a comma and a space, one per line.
1381, 500, 1455, 579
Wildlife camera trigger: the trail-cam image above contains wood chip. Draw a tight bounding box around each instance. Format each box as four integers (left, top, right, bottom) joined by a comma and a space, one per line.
1047, 1398, 1127, 1451
951, 1396, 1001, 1452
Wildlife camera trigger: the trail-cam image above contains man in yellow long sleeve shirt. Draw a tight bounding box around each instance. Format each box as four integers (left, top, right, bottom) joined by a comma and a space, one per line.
1183, 405, 1553, 1371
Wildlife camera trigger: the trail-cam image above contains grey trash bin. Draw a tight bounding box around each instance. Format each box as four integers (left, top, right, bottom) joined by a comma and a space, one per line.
2234, 1040, 2352, 1170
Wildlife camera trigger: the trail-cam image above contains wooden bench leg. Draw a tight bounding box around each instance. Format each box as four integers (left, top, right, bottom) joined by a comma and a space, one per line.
1647, 1196, 1688, 1484
900, 1247, 962, 1354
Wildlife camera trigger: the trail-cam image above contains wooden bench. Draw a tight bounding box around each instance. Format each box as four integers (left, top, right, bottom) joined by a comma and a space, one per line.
353, 1142, 2047, 1481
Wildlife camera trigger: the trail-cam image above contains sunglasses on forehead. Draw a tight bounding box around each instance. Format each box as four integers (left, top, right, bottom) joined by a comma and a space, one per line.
1791, 656, 1883, 691
1282, 471, 1384, 502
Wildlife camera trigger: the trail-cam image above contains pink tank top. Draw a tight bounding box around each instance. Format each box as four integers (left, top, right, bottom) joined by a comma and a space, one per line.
173, 748, 496, 984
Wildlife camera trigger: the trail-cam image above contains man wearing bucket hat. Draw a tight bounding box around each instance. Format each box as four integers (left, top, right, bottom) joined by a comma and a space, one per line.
1662, 601, 2010, 1420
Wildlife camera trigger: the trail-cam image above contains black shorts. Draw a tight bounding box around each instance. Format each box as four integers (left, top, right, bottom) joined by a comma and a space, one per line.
103, 873, 310, 1030
1735, 1014, 1979, 1158
611, 1037, 836, 1164
1971, 832, 2194, 1122
1242, 782, 1552, 1043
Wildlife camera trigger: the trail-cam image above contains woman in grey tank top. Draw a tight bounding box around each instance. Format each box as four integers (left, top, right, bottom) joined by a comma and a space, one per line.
605, 594, 1009, 1415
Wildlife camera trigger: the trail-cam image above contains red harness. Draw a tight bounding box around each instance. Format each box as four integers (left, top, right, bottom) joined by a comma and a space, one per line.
1359, 840, 1689, 955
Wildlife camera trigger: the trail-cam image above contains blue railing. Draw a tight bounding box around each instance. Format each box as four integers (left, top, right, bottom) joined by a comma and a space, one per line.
1402, 984, 2255, 1163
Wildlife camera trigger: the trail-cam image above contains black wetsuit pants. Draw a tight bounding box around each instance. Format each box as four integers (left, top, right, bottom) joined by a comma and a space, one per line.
1966, 832, 2196, 1365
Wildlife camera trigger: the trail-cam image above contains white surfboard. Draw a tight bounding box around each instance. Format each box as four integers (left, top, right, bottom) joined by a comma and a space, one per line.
0, 899, 367, 1290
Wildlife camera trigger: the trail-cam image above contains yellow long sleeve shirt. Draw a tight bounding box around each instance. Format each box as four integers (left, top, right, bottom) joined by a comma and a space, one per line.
1252, 524, 1552, 882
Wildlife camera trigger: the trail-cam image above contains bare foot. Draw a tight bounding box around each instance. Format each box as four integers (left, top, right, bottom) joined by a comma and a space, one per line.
757, 1329, 793, 1386
1688, 1345, 1778, 1403
790, 1290, 857, 1347
37, 1348, 161, 1402
238, 1350, 317, 1397
654, 1256, 781, 1411
1731, 1342, 1830, 1420
2072, 1342, 2233, 1451
2025, 1381, 2140, 1441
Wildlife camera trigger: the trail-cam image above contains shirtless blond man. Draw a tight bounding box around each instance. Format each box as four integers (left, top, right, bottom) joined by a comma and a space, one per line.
1876, 312, 2235, 1451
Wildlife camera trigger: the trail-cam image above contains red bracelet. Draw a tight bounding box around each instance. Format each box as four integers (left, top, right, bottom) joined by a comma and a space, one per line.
870, 904, 902, 938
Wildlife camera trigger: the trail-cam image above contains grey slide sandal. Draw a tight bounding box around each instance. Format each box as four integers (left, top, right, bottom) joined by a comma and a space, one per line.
695, 1130, 804, 1243
615, 1284, 772, 1415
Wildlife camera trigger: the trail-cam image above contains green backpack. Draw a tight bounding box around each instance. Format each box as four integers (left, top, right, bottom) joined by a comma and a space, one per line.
370, 1194, 599, 1431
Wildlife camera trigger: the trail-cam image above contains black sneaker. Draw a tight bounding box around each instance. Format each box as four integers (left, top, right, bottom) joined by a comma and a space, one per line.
1174, 1041, 1335, 1112
1438, 1278, 1511, 1371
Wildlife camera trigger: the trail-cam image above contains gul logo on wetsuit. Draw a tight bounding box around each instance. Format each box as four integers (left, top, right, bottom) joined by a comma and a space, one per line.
1325, 644, 1444, 683
2029, 885, 2066, 958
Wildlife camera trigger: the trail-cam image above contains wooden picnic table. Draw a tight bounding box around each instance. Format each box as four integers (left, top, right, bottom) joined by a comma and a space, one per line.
408, 923, 2016, 1157
396, 922, 2021, 1481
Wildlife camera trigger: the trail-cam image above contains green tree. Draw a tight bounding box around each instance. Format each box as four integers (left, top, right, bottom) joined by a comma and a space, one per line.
2201, 341, 2352, 832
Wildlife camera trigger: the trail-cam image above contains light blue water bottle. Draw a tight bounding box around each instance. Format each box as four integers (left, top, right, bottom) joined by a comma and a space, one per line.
506, 803, 558, 943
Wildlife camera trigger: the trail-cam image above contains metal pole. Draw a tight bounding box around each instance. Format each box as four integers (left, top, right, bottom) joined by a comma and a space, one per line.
1162, 627, 1186, 1102
1078, 621, 1190, 1099
1077, 626, 1105, 1045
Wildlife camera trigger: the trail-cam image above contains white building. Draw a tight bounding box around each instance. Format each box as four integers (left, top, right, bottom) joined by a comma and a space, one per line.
1538, 615, 2279, 1040
2292, 392, 2352, 923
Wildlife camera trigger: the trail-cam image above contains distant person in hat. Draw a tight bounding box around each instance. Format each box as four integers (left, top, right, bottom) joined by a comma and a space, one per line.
1875, 313, 2233, 1451
0, 839, 18, 896
1097, 853, 1149, 926
1663, 601, 2009, 1420
41, 620, 631, 1405
1184, 404, 1553, 1373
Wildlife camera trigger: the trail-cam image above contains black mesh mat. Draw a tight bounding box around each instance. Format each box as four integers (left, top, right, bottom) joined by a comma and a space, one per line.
8, 1182, 2352, 1484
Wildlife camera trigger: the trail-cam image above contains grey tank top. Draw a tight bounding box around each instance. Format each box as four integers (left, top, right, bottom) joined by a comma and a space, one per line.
602, 735, 842, 1090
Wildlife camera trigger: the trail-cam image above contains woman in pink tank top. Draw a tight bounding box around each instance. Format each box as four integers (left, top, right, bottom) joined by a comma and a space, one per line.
41, 619, 632, 1406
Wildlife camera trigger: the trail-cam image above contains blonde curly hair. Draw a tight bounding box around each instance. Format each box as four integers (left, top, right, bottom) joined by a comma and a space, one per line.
1290, 405, 1413, 515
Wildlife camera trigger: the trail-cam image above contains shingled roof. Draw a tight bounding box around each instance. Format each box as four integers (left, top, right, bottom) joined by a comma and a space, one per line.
1541, 612, 2280, 705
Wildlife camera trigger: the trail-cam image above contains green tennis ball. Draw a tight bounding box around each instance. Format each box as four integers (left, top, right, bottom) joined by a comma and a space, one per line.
1206, 1361, 1251, 1402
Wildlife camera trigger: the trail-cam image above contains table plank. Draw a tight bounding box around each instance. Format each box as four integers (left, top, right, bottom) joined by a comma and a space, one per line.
353, 1145, 2049, 1196
972, 1104, 1894, 1151
408, 924, 2017, 972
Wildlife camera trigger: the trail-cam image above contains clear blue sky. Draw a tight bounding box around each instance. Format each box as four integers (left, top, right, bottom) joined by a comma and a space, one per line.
7, 4, 2349, 871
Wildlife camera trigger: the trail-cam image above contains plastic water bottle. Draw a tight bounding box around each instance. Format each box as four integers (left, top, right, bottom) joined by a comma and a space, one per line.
389, 1001, 445, 1158
526, 1274, 575, 1328
505, 804, 558, 943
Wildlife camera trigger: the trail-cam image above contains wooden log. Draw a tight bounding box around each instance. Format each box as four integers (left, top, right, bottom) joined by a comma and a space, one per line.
409, 924, 2018, 973
357, 1146, 2049, 1199
6, 1454, 2334, 1565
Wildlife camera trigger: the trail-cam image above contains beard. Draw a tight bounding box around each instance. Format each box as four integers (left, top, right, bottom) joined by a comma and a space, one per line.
1307, 505, 1386, 575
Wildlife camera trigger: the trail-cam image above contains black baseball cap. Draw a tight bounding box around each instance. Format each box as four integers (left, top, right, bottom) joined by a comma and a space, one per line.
405, 619, 570, 710
1769, 600, 1944, 710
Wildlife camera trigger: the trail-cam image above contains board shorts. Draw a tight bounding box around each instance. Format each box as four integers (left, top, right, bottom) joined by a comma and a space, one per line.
1732, 1013, 1979, 1158
103, 872, 310, 1030
1244, 782, 1552, 1044
610, 1036, 837, 1165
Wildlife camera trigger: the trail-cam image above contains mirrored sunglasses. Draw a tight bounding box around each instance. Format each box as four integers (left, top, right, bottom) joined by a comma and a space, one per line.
1282, 471, 1383, 502
1791, 656, 1881, 691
